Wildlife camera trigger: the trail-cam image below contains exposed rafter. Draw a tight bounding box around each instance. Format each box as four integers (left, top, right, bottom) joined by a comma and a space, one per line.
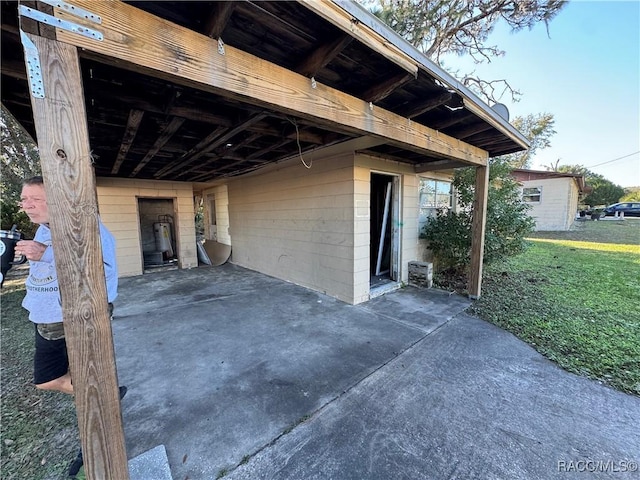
155, 113, 267, 179
154, 126, 228, 179
54, 0, 487, 167
129, 117, 185, 177
362, 72, 415, 104
401, 91, 453, 119
203, 1, 236, 39
295, 33, 353, 77
112, 109, 144, 174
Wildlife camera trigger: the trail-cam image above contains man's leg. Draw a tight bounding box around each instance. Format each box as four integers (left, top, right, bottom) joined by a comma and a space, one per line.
33, 323, 71, 393
35, 371, 73, 394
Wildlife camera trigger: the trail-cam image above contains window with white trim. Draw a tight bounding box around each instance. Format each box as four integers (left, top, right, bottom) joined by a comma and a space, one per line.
418, 178, 453, 232
522, 187, 542, 203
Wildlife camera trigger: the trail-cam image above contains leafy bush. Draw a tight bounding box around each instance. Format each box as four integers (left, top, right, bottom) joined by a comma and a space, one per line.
1, 105, 41, 237
422, 157, 535, 271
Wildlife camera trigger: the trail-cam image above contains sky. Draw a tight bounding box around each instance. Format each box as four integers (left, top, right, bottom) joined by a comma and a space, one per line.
440, 0, 640, 188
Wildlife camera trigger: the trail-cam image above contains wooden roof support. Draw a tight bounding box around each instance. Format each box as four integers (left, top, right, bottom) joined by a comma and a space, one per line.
431, 111, 476, 131
401, 91, 452, 119
111, 108, 144, 174
25, 33, 129, 479
203, 1, 236, 39
53, 0, 487, 167
155, 112, 267, 179
299, 0, 418, 77
128, 116, 185, 177
363, 72, 415, 103
296, 33, 353, 77
414, 159, 467, 172
154, 125, 228, 179
451, 122, 494, 140
469, 164, 489, 299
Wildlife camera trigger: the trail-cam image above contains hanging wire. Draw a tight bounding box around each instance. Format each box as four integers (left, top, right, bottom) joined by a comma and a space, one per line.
287, 117, 312, 169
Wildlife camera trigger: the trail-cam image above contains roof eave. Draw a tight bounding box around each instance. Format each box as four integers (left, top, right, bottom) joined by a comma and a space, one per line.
333, 0, 531, 152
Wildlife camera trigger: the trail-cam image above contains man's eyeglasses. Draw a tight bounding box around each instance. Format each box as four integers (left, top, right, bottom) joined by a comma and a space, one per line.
19, 198, 46, 207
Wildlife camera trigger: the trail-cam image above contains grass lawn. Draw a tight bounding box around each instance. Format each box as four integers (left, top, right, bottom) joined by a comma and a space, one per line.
1, 282, 80, 480
469, 219, 640, 395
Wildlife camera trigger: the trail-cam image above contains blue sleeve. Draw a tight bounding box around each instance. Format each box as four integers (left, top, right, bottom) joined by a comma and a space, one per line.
99, 221, 119, 302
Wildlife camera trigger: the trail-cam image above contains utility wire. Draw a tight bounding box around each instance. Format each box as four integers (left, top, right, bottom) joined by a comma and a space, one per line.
586, 150, 639, 169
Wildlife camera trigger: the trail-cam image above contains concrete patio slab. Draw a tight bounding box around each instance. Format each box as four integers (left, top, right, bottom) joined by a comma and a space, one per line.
128, 444, 171, 480
111, 264, 639, 480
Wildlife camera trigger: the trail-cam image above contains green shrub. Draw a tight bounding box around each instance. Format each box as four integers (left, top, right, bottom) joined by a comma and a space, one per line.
422, 157, 535, 271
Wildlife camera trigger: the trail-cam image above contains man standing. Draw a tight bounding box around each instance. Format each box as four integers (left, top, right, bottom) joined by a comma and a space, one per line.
16, 175, 124, 476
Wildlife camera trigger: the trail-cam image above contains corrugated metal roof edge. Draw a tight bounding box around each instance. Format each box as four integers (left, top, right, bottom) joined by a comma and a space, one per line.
335, 0, 531, 152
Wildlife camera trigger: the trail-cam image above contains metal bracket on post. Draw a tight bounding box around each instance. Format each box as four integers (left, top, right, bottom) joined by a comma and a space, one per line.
18, 1, 102, 99
20, 30, 44, 98
19, 4, 103, 41
217, 38, 225, 55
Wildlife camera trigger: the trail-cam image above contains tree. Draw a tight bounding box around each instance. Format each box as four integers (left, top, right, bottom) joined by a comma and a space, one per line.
422, 157, 535, 272
620, 188, 640, 202
1, 104, 41, 236
552, 164, 625, 207
500, 113, 556, 168
368, 0, 567, 103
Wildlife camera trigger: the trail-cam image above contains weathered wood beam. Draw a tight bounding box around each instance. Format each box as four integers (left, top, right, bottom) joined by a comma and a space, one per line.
469, 164, 489, 299
298, 0, 418, 77
222, 131, 263, 155
203, 1, 236, 39
25, 33, 128, 479
111, 108, 143, 174
463, 98, 529, 151
156, 113, 266, 178
154, 125, 227, 178
451, 122, 494, 140
362, 72, 414, 103
0, 59, 27, 80
129, 116, 184, 177
176, 132, 263, 179
247, 137, 293, 160
431, 111, 475, 130
295, 33, 353, 77
249, 122, 326, 144
414, 159, 467, 172
53, 0, 487, 167
401, 91, 452, 119
278, 135, 385, 164
190, 137, 295, 182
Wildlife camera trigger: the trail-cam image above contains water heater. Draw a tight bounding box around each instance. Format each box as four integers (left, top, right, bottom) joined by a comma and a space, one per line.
153, 222, 174, 257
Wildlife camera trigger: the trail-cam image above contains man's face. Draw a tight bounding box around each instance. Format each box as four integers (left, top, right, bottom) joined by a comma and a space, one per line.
20, 183, 50, 225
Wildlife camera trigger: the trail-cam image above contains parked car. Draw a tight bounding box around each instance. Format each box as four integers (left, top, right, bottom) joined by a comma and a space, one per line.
602, 202, 640, 217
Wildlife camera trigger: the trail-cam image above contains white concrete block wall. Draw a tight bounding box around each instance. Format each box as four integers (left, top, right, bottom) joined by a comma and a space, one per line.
353, 163, 371, 304
96, 178, 197, 277
521, 178, 578, 231
227, 154, 358, 303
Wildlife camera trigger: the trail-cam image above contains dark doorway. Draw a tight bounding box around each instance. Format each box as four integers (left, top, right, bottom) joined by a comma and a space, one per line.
138, 198, 178, 271
370, 173, 398, 288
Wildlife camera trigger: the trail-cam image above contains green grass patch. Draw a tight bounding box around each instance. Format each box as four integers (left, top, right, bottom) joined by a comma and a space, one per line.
1, 284, 80, 480
471, 220, 640, 395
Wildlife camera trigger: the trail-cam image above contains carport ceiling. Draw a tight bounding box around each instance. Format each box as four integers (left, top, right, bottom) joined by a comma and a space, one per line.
1, 0, 526, 183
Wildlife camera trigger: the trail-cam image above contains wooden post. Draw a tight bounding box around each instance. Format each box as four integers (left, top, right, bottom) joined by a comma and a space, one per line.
468, 164, 489, 299
25, 34, 129, 479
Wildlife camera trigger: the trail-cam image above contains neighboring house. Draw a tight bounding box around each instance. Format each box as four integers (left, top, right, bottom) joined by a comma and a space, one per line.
2, 1, 529, 303
511, 169, 589, 231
